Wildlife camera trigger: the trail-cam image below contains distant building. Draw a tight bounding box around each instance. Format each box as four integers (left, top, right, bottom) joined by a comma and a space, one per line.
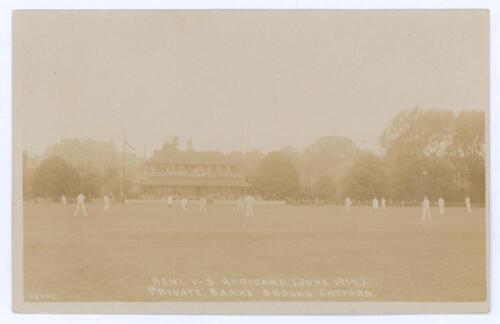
45, 138, 142, 172
45, 138, 117, 171
137, 144, 250, 197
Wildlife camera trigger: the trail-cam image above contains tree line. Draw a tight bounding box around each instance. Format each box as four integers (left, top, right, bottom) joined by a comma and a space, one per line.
23, 154, 133, 201
249, 109, 485, 203
24, 108, 485, 204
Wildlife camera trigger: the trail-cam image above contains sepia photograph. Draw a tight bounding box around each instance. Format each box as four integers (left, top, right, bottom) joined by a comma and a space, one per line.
12, 9, 489, 314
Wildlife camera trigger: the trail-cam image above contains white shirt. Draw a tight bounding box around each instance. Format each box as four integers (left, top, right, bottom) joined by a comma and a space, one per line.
423, 199, 430, 208
372, 199, 379, 208
76, 194, 85, 204
244, 196, 254, 205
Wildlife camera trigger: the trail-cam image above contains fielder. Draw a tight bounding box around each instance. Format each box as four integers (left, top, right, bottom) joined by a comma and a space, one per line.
236, 196, 245, 212
199, 197, 207, 212
103, 194, 110, 212
74, 193, 88, 217
372, 197, 379, 213
438, 197, 445, 215
180, 197, 188, 211
465, 196, 472, 213
344, 196, 352, 212
61, 195, 67, 205
244, 194, 255, 216
420, 196, 431, 222
381, 197, 386, 210
167, 195, 173, 208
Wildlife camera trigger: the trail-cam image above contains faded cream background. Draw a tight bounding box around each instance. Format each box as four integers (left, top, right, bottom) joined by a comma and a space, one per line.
14, 10, 488, 155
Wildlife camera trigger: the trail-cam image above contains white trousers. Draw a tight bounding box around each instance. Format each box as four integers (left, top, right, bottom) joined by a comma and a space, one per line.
421, 207, 431, 221
74, 203, 88, 217
200, 202, 207, 212
245, 205, 253, 216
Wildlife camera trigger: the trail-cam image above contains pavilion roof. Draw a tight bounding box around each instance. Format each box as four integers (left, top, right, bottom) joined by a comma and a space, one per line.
140, 176, 250, 187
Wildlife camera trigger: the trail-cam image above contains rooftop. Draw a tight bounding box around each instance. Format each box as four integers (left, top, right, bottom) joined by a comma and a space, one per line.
140, 176, 250, 187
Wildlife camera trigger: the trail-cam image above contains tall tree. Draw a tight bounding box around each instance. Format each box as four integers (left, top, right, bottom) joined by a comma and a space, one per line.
379, 108, 455, 160
341, 153, 388, 201
379, 108, 459, 201
251, 151, 300, 199
312, 174, 337, 202
304, 136, 360, 186
79, 169, 102, 199
31, 157, 81, 200
280, 146, 307, 184
447, 110, 485, 201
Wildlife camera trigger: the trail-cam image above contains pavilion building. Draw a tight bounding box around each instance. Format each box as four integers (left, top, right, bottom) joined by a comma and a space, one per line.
137, 145, 250, 198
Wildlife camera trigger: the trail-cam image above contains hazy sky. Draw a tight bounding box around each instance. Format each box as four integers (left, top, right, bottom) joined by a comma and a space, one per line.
14, 10, 489, 156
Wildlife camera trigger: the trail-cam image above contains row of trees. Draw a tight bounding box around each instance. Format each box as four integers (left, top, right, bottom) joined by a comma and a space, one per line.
23, 155, 132, 201
249, 109, 485, 203
24, 108, 485, 204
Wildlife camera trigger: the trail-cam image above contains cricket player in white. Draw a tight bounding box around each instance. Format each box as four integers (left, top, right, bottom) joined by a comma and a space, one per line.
421, 196, 431, 221
61, 195, 67, 205
372, 197, 379, 213
74, 193, 88, 217
381, 197, 386, 210
465, 196, 472, 213
199, 197, 207, 212
438, 197, 445, 215
180, 197, 188, 211
167, 195, 173, 208
236, 196, 244, 212
344, 196, 352, 212
103, 194, 110, 212
244, 194, 255, 216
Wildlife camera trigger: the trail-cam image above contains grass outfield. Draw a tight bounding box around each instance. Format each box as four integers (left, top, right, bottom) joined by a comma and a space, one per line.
23, 202, 486, 302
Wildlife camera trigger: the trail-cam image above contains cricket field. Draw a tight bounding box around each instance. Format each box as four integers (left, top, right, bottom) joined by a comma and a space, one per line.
23, 202, 487, 302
